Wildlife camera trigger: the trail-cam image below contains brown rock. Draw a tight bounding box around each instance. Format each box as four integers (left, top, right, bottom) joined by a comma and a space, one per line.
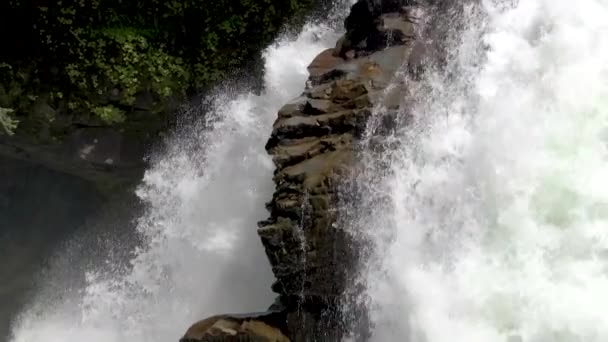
278, 97, 307, 119
182, 316, 237, 340
269, 134, 353, 168
305, 82, 333, 100
181, 315, 289, 342
242, 321, 290, 342
382, 14, 415, 39
332, 36, 347, 57
307, 49, 345, 78
331, 80, 368, 103
303, 99, 338, 115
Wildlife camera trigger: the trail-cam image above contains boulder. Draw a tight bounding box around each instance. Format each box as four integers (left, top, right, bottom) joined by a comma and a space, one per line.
307, 49, 345, 80
336, 0, 418, 58
181, 313, 289, 342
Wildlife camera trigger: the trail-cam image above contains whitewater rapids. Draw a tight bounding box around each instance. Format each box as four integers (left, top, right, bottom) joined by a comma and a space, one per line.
358, 1, 608, 341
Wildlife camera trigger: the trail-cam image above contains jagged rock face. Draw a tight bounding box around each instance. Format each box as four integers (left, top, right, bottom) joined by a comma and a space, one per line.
181, 1, 424, 341
258, 1, 421, 340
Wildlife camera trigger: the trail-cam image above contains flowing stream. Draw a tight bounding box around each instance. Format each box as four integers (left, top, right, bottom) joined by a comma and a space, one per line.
355, 1, 608, 341
8, 15, 343, 342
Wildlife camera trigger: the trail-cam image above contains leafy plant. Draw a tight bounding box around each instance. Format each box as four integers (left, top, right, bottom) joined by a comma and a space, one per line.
0, 108, 18, 135
92, 105, 126, 124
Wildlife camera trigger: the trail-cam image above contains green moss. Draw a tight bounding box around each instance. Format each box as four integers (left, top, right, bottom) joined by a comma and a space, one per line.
92, 105, 126, 124
0, 108, 18, 136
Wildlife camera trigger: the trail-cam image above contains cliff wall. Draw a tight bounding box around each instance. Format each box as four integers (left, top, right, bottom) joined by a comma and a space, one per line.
181, 0, 425, 340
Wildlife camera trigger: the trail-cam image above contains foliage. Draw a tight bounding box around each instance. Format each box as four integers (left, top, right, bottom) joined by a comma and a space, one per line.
0, 108, 18, 136
92, 105, 126, 124
65, 27, 189, 108
0, 0, 318, 135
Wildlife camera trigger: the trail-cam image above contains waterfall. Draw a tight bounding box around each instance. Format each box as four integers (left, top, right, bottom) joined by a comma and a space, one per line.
9, 0, 606, 340
354, 0, 608, 341
8, 17, 344, 342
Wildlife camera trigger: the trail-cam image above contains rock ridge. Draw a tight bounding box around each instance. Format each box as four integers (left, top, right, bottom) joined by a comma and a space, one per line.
181, 1, 424, 340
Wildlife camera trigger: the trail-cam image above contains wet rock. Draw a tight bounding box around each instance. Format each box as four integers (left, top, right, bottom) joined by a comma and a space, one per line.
343, 0, 382, 53
269, 134, 353, 169
278, 96, 307, 119
0, 126, 145, 195
302, 99, 339, 115
331, 80, 369, 103
182, 1, 424, 341
307, 49, 346, 80
181, 313, 290, 342
269, 109, 370, 148
378, 0, 418, 13
305, 82, 333, 100
407, 41, 429, 79
337, 0, 417, 58
383, 13, 416, 37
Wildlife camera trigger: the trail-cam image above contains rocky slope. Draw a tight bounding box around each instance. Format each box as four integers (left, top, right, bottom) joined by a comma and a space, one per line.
181, 0, 425, 341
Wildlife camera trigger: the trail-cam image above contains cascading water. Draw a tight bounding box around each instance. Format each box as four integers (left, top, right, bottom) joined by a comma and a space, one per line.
355, 0, 608, 341
8, 17, 344, 342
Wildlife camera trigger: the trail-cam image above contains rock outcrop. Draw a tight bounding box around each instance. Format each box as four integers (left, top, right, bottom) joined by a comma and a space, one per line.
0, 125, 149, 196
182, 1, 424, 340
259, 2, 420, 340
180, 312, 290, 342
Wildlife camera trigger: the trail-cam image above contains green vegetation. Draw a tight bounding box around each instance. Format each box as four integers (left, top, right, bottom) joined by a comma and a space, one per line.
0, 107, 17, 135
92, 105, 126, 125
0, 0, 318, 140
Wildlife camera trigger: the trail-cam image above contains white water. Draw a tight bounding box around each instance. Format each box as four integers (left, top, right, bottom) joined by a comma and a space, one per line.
361, 1, 608, 341
9, 19, 342, 342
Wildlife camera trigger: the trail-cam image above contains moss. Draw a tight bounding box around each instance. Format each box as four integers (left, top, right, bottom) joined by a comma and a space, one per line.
92, 105, 126, 124
0, 107, 18, 135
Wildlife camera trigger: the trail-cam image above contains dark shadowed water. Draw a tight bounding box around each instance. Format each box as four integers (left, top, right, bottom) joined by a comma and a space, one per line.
0, 158, 139, 342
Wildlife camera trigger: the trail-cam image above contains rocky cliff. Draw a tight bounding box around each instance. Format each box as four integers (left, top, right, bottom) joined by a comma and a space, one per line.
181, 0, 424, 341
